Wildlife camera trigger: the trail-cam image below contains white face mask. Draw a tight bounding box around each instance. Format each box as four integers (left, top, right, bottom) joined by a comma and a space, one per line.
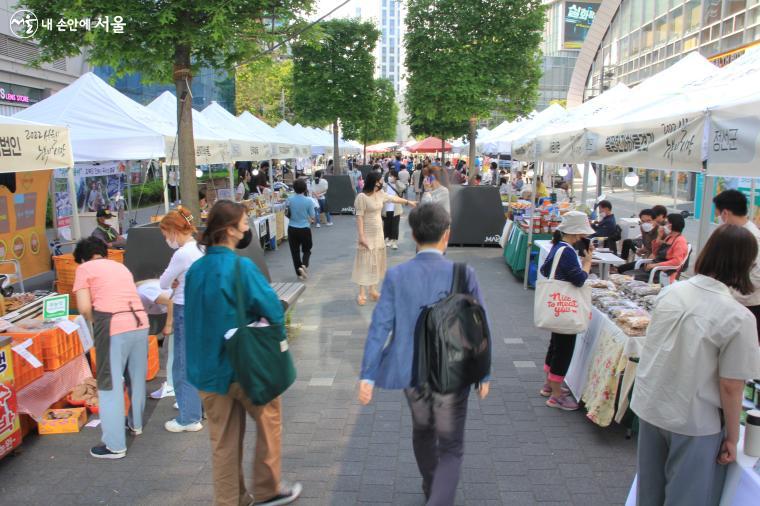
663, 225, 672, 235
166, 237, 180, 250
641, 222, 654, 232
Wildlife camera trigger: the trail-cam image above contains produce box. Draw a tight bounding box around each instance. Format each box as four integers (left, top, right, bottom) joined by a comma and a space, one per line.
37, 408, 87, 435
0, 336, 22, 459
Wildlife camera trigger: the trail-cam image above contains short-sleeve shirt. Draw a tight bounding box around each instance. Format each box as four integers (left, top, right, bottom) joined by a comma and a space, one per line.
137, 280, 170, 315
631, 274, 760, 436
287, 194, 316, 229
73, 259, 148, 336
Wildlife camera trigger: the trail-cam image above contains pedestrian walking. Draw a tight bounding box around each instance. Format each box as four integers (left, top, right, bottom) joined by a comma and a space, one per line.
185, 201, 302, 506
632, 224, 760, 506
383, 169, 407, 250
538, 211, 594, 410
72, 237, 149, 459
359, 203, 490, 505
287, 179, 315, 280
412, 165, 424, 202
352, 171, 416, 306
421, 167, 451, 215
310, 170, 333, 228
168, 168, 178, 205
159, 206, 205, 433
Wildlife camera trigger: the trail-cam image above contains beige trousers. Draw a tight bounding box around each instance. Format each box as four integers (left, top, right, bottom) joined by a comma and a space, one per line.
200, 383, 282, 506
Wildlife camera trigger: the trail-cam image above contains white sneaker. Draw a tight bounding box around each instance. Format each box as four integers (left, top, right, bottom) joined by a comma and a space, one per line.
297, 267, 308, 280
173, 402, 178, 409
164, 419, 203, 433
150, 382, 175, 399
326, 222, 334, 227
391, 241, 399, 250
254, 481, 303, 505
316, 223, 321, 228
385, 239, 391, 248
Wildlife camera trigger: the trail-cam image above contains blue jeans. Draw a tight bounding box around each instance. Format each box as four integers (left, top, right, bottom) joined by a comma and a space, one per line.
99, 328, 148, 452
172, 304, 202, 425
316, 197, 332, 223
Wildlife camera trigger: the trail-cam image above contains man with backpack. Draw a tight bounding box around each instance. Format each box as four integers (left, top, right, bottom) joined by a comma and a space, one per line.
358, 203, 491, 505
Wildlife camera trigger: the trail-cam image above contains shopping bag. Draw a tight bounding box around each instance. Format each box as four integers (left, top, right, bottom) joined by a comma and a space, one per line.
534, 246, 592, 334
224, 260, 296, 405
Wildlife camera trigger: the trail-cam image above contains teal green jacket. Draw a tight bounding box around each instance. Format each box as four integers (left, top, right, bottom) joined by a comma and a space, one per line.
184, 246, 284, 394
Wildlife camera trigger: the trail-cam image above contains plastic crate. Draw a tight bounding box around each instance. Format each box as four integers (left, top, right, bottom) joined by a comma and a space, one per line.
53, 249, 124, 285
39, 327, 84, 371
107, 249, 125, 264
7, 333, 44, 390
53, 281, 77, 311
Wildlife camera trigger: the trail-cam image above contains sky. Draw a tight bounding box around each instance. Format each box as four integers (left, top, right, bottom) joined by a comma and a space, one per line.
309, 0, 354, 21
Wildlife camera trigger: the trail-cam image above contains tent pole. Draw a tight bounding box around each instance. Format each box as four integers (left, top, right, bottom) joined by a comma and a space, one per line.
697, 174, 715, 256
580, 161, 590, 208
524, 155, 539, 290
750, 178, 756, 221
229, 163, 235, 202
66, 167, 81, 240
270, 158, 275, 187
49, 176, 59, 240
161, 162, 170, 214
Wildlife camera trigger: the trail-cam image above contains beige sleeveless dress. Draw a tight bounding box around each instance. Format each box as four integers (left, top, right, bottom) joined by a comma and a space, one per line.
352, 192, 391, 286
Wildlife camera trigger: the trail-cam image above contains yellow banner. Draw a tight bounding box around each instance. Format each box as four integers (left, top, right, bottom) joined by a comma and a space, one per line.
0, 170, 52, 279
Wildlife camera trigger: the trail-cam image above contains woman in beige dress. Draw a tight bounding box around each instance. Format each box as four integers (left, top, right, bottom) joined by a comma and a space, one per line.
353, 171, 416, 305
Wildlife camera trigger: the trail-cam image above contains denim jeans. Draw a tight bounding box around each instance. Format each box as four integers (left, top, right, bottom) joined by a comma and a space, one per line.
317, 197, 332, 223
99, 328, 148, 452
172, 304, 202, 425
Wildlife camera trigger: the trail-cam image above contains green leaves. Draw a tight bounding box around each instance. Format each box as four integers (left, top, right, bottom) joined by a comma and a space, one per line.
343, 78, 398, 145
405, 0, 546, 137
291, 18, 379, 130
236, 57, 294, 125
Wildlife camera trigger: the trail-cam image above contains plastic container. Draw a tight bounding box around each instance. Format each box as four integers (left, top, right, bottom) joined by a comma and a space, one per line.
7, 333, 44, 390
53, 249, 124, 286
146, 334, 159, 381
744, 409, 760, 457
39, 327, 84, 371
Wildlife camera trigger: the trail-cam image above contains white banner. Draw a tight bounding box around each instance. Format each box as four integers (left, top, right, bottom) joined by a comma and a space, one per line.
705, 101, 760, 177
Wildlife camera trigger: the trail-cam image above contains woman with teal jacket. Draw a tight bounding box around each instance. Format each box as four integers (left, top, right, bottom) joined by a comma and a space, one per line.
184, 200, 302, 506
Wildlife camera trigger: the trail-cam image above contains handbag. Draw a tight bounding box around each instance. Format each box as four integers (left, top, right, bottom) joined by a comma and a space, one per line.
224, 259, 296, 405
534, 246, 592, 334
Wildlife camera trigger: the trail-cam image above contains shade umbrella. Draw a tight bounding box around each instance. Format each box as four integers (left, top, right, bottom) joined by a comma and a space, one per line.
408, 137, 452, 153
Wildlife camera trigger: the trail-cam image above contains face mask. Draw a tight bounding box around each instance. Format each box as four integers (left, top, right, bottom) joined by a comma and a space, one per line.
166, 237, 180, 250
236, 228, 253, 250
641, 222, 654, 232
598, 211, 607, 218
663, 226, 672, 235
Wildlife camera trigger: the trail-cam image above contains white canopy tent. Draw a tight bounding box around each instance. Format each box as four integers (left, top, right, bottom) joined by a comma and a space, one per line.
197, 102, 272, 162
146, 92, 232, 165
504, 104, 567, 160
236, 110, 311, 159
275, 121, 330, 156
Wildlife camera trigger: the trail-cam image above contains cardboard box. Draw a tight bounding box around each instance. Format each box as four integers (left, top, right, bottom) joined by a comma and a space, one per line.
37, 408, 87, 435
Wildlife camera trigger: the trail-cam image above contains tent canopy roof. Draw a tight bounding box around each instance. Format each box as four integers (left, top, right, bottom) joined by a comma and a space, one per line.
409, 137, 452, 153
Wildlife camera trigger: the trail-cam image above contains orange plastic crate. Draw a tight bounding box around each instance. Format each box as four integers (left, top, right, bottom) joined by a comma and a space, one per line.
39, 327, 84, 371
53, 249, 124, 286
7, 333, 44, 390
107, 249, 125, 264
53, 281, 77, 311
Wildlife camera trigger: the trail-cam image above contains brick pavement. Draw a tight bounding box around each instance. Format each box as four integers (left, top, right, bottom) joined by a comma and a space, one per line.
0, 215, 636, 505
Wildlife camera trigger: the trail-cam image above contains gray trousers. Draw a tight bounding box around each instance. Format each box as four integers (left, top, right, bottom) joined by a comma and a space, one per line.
99, 328, 148, 452
637, 419, 727, 506
404, 387, 470, 506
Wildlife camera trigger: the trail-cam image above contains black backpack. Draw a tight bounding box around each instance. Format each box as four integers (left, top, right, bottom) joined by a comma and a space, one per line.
413, 263, 491, 394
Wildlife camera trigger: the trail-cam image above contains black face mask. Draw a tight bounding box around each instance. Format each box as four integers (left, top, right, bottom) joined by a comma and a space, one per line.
236, 229, 253, 250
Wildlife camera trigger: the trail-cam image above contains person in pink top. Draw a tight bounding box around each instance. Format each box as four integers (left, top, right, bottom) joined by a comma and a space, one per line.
72, 237, 149, 459
640, 213, 689, 283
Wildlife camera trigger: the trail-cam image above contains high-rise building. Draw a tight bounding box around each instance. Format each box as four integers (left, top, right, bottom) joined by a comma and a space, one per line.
0, 1, 89, 115
322, 0, 410, 141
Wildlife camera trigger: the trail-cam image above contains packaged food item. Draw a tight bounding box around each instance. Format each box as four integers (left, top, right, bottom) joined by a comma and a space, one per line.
609, 274, 634, 286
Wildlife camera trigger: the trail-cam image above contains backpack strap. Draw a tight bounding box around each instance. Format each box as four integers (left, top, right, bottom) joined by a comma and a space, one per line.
451, 263, 468, 294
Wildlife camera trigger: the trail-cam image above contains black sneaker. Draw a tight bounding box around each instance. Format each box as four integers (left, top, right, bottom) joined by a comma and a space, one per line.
254, 482, 303, 505
90, 444, 126, 459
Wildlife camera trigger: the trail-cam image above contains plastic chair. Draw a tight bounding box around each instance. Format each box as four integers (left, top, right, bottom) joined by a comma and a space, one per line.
648, 243, 692, 285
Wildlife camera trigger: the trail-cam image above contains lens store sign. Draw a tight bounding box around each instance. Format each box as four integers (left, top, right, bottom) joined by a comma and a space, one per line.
0, 88, 30, 104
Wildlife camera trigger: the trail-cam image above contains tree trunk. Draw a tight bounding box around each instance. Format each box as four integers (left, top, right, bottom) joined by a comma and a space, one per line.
333, 119, 341, 174
173, 47, 200, 218
468, 116, 478, 181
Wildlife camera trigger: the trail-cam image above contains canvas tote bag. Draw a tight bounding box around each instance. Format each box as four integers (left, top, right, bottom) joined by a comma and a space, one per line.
534, 246, 592, 334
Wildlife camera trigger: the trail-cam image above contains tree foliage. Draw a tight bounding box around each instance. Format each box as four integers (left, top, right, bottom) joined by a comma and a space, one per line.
237, 57, 295, 125
405, 0, 545, 139
343, 78, 398, 145
19, 0, 314, 216
292, 18, 379, 170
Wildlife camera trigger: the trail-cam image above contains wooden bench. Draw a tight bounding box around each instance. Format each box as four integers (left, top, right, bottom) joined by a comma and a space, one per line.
272, 282, 306, 310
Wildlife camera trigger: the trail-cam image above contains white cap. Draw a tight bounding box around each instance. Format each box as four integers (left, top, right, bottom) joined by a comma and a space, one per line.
557, 211, 595, 236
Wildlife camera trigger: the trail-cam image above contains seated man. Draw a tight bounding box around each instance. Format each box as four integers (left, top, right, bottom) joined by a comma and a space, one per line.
91, 209, 126, 249
619, 209, 658, 263
591, 200, 618, 254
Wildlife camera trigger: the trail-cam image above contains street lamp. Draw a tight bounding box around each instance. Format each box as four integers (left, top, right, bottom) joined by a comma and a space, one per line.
625, 169, 639, 214
195, 169, 203, 178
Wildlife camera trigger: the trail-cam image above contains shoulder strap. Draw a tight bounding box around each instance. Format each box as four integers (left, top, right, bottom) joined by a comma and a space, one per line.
451, 263, 468, 294
548, 246, 567, 280
233, 258, 247, 328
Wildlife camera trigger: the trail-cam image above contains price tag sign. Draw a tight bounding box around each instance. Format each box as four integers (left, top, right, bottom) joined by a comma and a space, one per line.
43, 294, 69, 321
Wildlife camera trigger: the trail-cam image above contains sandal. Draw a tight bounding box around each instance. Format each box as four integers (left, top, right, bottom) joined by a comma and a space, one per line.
357, 294, 367, 306
370, 291, 381, 301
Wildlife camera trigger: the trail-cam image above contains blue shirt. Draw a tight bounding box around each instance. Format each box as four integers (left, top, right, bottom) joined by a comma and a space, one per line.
287, 194, 315, 229
540, 241, 588, 287
360, 250, 490, 389
184, 247, 285, 394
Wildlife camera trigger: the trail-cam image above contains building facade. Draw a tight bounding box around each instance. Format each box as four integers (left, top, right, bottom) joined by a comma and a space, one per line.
569, 0, 760, 201
0, 1, 89, 115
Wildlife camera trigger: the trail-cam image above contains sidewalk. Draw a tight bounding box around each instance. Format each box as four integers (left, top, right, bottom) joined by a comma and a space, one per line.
0, 215, 637, 505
